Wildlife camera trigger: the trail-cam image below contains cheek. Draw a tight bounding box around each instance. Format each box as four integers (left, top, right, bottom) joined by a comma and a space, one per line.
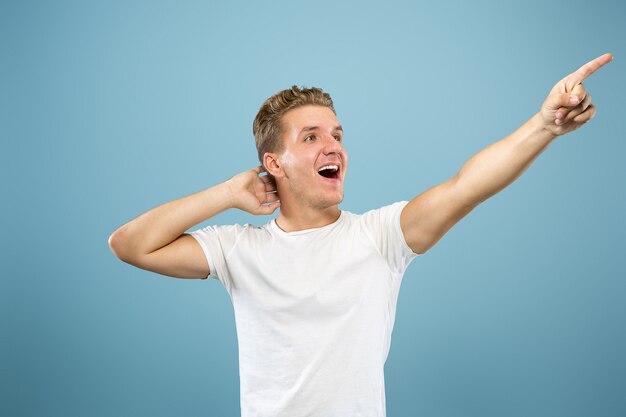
278, 150, 308, 179
280, 149, 315, 170
278, 151, 297, 175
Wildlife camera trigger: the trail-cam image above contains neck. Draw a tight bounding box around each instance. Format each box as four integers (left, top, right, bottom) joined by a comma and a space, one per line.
275, 202, 341, 232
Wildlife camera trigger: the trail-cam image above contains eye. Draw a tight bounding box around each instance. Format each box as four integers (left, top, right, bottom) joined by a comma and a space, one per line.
333, 135, 342, 142
305, 135, 315, 142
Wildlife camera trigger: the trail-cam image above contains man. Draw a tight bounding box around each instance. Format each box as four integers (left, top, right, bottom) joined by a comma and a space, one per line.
109, 53, 613, 417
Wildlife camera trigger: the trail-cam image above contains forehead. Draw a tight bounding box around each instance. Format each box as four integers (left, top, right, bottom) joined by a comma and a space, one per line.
280, 105, 339, 133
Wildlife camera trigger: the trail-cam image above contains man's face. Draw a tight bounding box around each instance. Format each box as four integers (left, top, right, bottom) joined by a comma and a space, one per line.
270, 105, 348, 210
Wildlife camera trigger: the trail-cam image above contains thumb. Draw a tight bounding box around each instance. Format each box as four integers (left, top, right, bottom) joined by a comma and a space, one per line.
544, 92, 581, 111
256, 201, 281, 215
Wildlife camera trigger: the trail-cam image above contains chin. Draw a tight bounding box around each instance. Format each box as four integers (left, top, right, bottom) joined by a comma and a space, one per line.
319, 192, 344, 209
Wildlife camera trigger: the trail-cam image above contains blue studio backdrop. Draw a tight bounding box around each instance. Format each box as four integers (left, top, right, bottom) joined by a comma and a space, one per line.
2, 1, 625, 416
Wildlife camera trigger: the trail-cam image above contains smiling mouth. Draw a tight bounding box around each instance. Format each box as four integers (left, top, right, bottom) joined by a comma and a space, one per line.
318, 164, 340, 179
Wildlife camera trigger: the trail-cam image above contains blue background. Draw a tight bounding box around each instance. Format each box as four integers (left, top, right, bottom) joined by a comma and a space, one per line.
2, 1, 625, 416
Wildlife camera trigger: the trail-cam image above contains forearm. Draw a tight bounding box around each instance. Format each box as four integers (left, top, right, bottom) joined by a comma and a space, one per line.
109, 181, 234, 259
454, 113, 557, 207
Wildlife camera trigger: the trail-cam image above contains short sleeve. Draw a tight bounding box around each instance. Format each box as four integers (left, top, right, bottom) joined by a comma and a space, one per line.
189, 224, 247, 293
360, 201, 418, 275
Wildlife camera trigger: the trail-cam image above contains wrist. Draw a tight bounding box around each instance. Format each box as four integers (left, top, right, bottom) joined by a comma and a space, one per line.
220, 178, 241, 210
530, 112, 558, 144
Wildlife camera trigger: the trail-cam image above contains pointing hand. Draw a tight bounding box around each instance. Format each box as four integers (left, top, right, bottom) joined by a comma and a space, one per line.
540, 53, 613, 136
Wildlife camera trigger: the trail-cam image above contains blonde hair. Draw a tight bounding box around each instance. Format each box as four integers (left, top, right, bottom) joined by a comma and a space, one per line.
253, 86, 335, 163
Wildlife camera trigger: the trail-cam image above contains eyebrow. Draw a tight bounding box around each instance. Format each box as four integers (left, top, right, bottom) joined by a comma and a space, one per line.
299, 125, 343, 134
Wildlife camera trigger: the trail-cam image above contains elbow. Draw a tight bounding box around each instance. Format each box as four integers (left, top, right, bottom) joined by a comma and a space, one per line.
108, 227, 133, 263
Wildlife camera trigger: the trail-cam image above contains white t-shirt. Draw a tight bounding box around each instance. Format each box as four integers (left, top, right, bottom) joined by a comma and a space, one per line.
191, 201, 418, 417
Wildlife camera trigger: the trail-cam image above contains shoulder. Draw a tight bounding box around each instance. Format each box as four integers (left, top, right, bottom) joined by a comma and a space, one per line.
190, 221, 273, 244
335, 201, 410, 239
355, 201, 409, 224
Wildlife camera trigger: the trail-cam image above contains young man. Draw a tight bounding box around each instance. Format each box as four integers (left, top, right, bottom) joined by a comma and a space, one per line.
109, 53, 613, 417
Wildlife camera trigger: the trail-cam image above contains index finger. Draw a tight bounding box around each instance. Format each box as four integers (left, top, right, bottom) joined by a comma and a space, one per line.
565, 53, 613, 91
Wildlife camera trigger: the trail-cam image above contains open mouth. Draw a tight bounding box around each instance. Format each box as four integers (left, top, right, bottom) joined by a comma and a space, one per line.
318, 164, 340, 179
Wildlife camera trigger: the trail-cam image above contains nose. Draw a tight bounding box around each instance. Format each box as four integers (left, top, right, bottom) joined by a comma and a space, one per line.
322, 134, 343, 155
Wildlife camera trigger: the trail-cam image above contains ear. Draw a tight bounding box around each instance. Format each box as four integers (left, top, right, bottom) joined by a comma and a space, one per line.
263, 152, 283, 178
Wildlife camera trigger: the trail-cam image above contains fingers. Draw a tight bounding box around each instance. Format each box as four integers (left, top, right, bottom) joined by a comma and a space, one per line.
255, 165, 279, 210
554, 83, 588, 124
264, 190, 280, 203
541, 53, 610, 135
259, 170, 276, 192
264, 180, 276, 192
257, 198, 281, 215
557, 93, 592, 125
262, 178, 280, 208
253, 202, 281, 215
556, 103, 596, 128
564, 53, 613, 92
259, 173, 273, 184
546, 83, 586, 111
573, 103, 596, 124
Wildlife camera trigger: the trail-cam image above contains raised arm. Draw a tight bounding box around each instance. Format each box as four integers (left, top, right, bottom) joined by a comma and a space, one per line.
108, 167, 280, 278
401, 53, 613, 254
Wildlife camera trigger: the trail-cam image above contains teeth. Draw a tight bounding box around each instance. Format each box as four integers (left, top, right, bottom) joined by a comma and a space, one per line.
318, 165, 339, 172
